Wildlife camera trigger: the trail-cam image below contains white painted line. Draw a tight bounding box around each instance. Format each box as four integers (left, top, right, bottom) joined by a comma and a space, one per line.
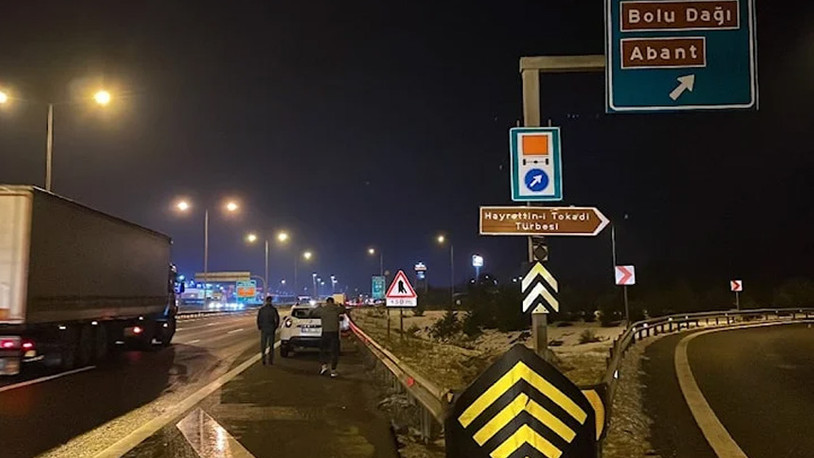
94, 341, 278, 458
188, 339, 201, 344
227, 328, 244, 335
177, 408, 255, 458
675, 321, 798, 458
0, 365, 96, 394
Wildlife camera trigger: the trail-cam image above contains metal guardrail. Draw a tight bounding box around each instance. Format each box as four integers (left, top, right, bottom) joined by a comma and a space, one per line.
176, 309, 256, 320
599, 307, 814, 445
349, 307, 814, 450
348, 318, 448, 441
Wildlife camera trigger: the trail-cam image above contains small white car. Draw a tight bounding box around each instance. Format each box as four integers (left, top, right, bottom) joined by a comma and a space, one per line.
279, 303, 350, 357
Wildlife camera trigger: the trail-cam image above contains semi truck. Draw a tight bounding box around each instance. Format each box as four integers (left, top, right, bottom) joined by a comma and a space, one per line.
0, 186, 178, 376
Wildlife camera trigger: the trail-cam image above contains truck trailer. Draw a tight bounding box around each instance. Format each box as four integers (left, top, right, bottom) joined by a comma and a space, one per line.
0, 186, 178, 375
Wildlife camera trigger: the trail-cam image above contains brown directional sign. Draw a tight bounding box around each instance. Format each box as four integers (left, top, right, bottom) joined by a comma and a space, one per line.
480, 206, 609, 237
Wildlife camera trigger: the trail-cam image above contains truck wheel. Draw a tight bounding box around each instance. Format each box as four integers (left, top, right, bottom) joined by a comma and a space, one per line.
59, 326, 79, 371
77, 325, 94, 367
93, 324, 109, 362
158, 319, 176, 347
280, 343, 290, 358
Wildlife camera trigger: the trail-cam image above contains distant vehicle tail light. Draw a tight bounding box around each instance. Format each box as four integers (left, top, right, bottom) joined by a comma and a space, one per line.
0, 339, 18, 349
133, 326, 144, 335
22, 340, 35, 350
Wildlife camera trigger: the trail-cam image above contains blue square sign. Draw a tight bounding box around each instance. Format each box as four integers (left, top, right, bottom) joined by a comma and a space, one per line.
510, 127, 563, 202
606, 0, 758, 112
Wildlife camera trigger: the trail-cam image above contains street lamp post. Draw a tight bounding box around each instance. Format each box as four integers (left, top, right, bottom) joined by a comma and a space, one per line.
44, 91, 111, 191
176, 199, 239, 306
299, 251, 313, 297
245, 233, 270, 298
437, 235, 455, 307
312, 273, 318, 300
368, 247, 384, 276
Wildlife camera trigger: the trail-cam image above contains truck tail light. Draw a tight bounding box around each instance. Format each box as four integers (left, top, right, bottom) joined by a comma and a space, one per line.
133, 326, 144, 335
0, 339, 18, 349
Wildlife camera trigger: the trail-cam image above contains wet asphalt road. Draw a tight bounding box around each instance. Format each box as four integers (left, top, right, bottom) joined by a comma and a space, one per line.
0, 312, 260, 458
644, 322, 814, 458
127, 336, 399, 458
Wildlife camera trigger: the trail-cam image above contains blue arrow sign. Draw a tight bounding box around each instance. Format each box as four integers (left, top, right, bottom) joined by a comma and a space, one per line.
510, 127, 563, 202
524, 169, 549, 193
606, 0, 758, 112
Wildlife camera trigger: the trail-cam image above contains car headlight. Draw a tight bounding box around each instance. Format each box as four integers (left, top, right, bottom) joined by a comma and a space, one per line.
284, 319, 292, 328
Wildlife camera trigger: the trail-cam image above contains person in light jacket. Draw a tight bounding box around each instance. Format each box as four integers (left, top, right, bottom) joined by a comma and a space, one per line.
311, 297, 344, 377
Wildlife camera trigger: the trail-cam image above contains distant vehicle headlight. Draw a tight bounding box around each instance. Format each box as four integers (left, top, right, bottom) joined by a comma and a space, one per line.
284, 319, 293, 328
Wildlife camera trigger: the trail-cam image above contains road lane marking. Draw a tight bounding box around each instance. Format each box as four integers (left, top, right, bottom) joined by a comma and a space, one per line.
227, 328, 244, 334
177, 407, 255, 458
188, 339, 201, 344
0, 365, 95, 394
675, 321, 803, 458
94, 341, 279, 458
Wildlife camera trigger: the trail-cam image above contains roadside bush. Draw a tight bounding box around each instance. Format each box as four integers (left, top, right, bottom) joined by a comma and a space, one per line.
578, 329, 601, 344
405, 323, 421, 338
413, 300, 425, 317
430, 310, 461, 340
462, 311, 483, 338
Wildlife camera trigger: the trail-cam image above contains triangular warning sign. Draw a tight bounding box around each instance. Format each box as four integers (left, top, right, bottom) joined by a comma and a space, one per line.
386, 270, 417, 299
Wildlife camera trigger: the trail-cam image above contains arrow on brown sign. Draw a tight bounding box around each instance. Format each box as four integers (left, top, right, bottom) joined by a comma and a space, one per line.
480, 206, 609, 236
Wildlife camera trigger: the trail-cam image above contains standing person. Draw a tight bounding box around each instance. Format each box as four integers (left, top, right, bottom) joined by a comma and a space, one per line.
312, 297, 344, 377
257, 296, 280, 365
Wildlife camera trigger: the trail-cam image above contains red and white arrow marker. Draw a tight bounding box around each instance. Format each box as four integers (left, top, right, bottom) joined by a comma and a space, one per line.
615, 265, 636, 286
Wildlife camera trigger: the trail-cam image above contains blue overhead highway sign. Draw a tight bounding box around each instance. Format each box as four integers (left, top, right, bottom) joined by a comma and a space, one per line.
606, 0, 758, 112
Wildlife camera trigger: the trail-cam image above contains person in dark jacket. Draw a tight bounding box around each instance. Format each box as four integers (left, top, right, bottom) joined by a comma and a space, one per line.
257, 296, 280, 365
311, 297, 344, 377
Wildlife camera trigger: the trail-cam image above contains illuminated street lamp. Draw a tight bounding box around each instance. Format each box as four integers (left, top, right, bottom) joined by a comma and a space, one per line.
45, 90, 113, 191
277, 231, 289, 242
367, 247, 384, 276
175, 198, 240, 304
93, 90, 111, 106
245, 232, 269, 296
0, 86, 113, 191
437, 234, 455, 306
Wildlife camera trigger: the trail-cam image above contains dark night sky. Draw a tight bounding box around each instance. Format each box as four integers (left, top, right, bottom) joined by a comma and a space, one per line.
1, 1, 813, 298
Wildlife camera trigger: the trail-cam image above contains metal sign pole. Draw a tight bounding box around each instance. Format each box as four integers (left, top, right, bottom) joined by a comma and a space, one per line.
623, 285, 630, 327
735, 291, 740, 310
521, 66, 551, 359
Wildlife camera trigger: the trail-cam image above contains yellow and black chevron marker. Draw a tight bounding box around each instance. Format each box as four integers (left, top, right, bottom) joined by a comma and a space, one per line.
446, 345, 597, 458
